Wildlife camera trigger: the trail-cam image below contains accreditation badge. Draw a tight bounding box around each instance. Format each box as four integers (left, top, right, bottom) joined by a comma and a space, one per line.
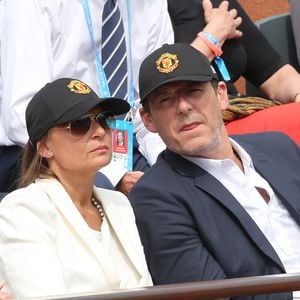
111, 120, 133, 171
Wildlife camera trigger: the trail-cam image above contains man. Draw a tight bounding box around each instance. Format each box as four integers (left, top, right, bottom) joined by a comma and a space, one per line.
129, 43, 300, 299
117, 130, 125, 146
0, 0, 173, 193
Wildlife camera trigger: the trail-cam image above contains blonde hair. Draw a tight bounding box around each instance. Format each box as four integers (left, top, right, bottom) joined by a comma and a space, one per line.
18, 142, 57, 188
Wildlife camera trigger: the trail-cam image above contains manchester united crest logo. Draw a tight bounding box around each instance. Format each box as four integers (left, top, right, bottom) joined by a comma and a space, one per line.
67, 80, 91, 94
156, 52, 179, 73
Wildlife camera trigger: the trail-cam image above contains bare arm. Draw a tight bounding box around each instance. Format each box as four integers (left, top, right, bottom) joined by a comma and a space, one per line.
260, 64, 300, 103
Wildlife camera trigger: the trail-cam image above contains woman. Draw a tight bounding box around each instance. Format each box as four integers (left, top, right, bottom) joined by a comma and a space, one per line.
0, 78, 152, 299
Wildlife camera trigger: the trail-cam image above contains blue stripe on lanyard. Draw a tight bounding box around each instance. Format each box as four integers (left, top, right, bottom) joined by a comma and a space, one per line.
81, 0, 135, 108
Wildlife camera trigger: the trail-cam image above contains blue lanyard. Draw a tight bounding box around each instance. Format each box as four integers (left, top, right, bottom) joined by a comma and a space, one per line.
125, 0, 134, 106
81, 0, 135, 107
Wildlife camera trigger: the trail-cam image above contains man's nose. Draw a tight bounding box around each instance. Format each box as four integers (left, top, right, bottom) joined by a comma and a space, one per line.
176, 94, 193, 112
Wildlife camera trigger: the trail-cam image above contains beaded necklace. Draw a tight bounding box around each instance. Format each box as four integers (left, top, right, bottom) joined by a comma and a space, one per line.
91, 197, 105, 223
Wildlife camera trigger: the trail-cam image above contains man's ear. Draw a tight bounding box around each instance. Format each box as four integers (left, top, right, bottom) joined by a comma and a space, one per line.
216, 81, 229, 110
37, 139, 53, 159
139, 107, 158, 133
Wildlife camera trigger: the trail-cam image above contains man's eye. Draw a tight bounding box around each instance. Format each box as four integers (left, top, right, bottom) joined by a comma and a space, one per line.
188, 88, 204, 97
189, 88, 202, 94
159, 96, 173, 103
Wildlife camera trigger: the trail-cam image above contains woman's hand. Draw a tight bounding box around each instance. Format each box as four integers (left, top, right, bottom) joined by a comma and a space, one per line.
202, 0, 243, 45
0, 282, 13, 300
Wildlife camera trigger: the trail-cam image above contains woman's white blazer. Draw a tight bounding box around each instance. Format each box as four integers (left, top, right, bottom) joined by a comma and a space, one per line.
0, 178, 152, 299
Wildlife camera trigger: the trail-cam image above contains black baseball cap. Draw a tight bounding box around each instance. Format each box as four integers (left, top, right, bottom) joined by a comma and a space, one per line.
26, 78, 130, 144
139, 43, 219, 103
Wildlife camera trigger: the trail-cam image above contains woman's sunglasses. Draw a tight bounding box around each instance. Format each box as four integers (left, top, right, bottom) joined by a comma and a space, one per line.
62, 111, 116, 138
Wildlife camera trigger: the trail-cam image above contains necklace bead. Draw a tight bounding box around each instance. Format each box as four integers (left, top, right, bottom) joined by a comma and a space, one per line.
91, 197, 105, 223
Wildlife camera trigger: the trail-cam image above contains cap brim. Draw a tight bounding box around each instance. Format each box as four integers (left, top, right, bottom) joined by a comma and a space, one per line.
99, 97, 131, 116
141, 74, 215, 103
56, 97, 130, 124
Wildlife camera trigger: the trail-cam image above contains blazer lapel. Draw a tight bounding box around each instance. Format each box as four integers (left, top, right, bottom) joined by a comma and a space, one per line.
164, 149, 285, 269
97, 188, 146, 282
195, 172, 284, 269
35, 179, 120, 289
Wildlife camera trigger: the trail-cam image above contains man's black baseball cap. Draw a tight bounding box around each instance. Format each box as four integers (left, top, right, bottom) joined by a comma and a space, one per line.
139, 43, 218, 103
26, 78, 130, 144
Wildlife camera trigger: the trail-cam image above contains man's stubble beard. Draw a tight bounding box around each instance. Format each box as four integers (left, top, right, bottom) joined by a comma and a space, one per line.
162, 109, 224, 158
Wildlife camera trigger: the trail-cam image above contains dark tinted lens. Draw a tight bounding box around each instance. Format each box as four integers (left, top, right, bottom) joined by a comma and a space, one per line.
69, 116, 92, 137
95, 112, 116, 129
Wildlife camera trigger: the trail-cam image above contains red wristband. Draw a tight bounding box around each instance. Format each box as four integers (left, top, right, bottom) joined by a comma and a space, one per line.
197, 32, 223, 57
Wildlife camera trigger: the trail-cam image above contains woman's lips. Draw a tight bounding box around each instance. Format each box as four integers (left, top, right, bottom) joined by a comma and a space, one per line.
90, 145, 109, 153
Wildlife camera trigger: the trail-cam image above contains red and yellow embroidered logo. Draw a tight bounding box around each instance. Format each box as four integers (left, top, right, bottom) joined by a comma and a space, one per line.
156, 52, 179, 73
67, 80, 91, 94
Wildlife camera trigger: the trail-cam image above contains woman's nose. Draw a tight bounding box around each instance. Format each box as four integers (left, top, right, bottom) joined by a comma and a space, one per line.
92, 118, 108, 138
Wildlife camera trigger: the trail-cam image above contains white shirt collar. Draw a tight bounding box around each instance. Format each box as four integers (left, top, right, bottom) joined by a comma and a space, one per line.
182, 138, 252, 177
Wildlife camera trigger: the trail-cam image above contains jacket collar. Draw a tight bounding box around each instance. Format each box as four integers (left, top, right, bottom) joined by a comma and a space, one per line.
35, 178, 147, 288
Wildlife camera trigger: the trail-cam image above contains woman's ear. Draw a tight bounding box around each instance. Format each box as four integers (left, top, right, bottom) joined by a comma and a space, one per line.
217, 81, 229, 110
139, 107, 158, 133
37, 140, 53, 158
